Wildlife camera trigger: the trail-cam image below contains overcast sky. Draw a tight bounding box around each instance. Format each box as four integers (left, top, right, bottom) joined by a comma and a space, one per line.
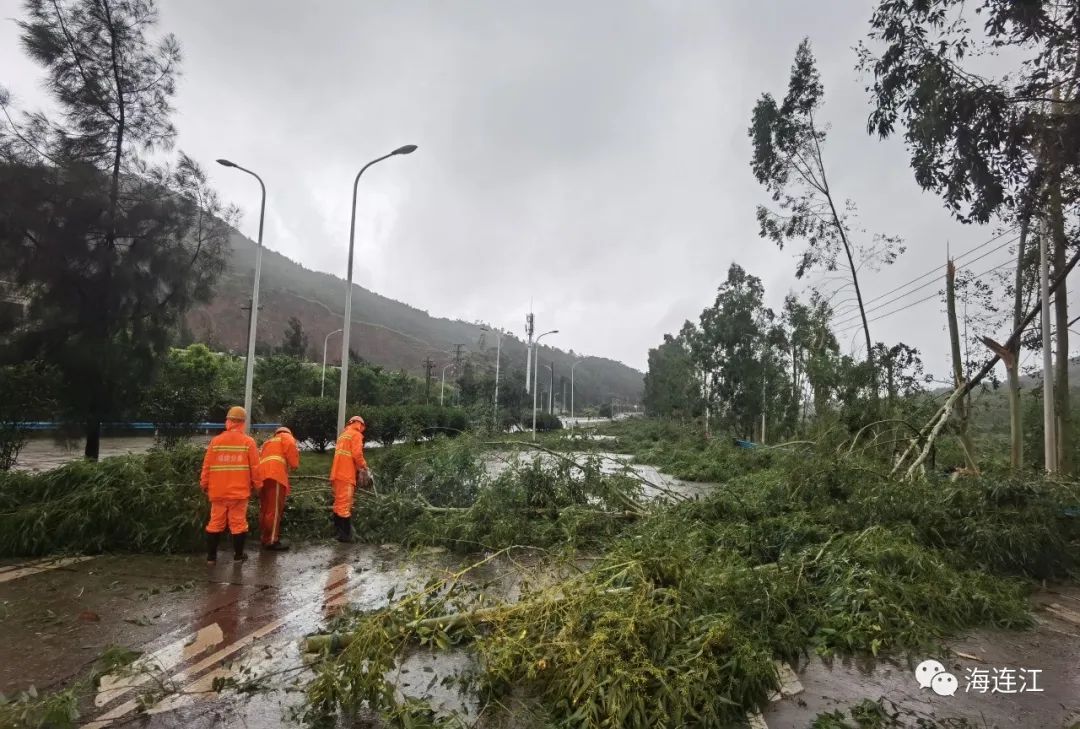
2, 0, 1064, 379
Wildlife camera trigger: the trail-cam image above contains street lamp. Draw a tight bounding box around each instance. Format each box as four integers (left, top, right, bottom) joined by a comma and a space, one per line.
337, 144, 418, 434
441, 363, 454, 406
321, 329, 343, 398
542, 363, 553, 415
481, 326, 502, 430
571, 358, 587, 428
531, 330, 558, 440
216, 158, 265, 426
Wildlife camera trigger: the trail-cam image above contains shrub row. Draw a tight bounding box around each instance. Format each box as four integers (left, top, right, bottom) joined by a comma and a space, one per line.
281, 397, 471, 451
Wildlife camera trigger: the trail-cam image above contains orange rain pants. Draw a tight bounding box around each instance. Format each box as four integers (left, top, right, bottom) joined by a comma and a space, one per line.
206, 499, 249, 534
259, 479, 288, 545
331, 479, 355, 519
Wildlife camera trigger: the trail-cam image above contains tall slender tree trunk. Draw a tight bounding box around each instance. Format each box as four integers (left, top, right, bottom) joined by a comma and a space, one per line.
84, 0, 125, 461
946, 260, 977, 470
1049, 185, 1072, 475
811, 120, 874, 392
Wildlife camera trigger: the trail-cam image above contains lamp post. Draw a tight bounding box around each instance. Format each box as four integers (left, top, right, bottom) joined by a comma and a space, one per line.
481, 326, 502, 430
216, 159, 265, 426
531, 330, 558, 440
321, 329, 343, 398
541, 364, 552, 415
571, 359, 586, 427
337, 145, 418, 434
441, 364, 454, 406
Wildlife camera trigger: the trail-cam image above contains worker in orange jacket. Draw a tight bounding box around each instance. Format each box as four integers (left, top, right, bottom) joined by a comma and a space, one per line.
329, 415, 372, 543
199, 406, 261, 565
258, 426, 300, 551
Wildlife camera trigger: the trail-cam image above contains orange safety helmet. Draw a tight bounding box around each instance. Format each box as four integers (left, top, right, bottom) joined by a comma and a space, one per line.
226, 406, 247, 422
347, 415, 365, 426
275, 426, 292, 435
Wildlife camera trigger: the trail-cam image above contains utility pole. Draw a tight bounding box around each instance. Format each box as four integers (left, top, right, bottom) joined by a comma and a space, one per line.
561, 377, 567, 416
1040, 218, 1058, 473
525, 312, 535, 395
423, 358, 435, 402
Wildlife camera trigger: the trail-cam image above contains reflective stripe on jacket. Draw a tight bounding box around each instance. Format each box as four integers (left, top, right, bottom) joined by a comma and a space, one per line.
259, 431, 300, 492
329, 421, 367, 485
200, 421, 261, 500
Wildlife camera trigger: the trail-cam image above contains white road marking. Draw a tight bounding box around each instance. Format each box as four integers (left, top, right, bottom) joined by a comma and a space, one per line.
746, 661, 804, 729
84, 563, 359, 728
94, 623, 224, 707
768, 659, 804, 701
747, 712, 770, 729
0, 556, 94, 584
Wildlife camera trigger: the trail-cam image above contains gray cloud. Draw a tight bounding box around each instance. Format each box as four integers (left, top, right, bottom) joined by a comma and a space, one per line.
4, 0, 1070, 377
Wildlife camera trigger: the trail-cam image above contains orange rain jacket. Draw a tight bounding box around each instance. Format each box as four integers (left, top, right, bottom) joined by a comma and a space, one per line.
200, 420, 261, 500
330, 420, 368, 485
259, 430, 300, 493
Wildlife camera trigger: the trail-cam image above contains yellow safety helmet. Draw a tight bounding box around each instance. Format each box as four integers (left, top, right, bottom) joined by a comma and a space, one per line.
275, 426, 292, 435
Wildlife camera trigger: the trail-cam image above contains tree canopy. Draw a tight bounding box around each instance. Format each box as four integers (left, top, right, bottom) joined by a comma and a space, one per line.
0, 0, 232, 458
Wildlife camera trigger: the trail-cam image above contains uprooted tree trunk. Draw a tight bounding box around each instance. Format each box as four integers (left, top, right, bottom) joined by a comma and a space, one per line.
894, 245, 1080, 479
946, 259, 977, 471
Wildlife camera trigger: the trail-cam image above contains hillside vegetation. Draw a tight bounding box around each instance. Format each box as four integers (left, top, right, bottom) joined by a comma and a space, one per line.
185, 233, 644, 408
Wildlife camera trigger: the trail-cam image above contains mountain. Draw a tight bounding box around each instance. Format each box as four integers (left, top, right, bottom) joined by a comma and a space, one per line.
184, 231, 644, 407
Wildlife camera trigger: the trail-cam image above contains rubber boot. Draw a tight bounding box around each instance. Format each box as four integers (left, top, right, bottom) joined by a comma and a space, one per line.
334, 515, 353, 543
233, 532, 248, 561
341, 516, 354, 544
206, 532, 221, 565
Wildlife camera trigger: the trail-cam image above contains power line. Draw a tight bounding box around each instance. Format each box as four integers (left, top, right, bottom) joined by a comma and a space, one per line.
815, 226, 1020, 314
830, 234, 1020, 329
835, 255, 1018, 335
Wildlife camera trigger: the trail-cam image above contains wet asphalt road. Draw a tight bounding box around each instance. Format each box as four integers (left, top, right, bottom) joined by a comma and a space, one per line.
4, 546, 1079, 728
0, 543, 500, 728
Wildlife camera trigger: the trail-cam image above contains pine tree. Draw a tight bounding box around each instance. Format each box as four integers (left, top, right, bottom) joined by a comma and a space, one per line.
0, 0, 233, 458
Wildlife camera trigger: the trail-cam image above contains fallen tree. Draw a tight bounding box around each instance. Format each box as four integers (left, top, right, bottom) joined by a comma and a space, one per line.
893, 246, 1080, 479
301, 452, 1079, 728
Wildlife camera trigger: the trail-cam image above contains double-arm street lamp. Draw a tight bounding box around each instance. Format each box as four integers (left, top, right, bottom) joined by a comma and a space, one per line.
542, 364, 553, 414
321, 329, 343, 397
216, 159, 265, 425
571, 358, 588, 427
531, 330, 558, 440
441, 363, 454, 406
481, 326, 502, 430
337, 145, 418, 434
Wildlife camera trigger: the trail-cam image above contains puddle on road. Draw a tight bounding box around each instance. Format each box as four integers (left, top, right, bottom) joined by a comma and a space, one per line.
13, 434, 211, 473
483, 449, 716, 502
70, 544, 573, 729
